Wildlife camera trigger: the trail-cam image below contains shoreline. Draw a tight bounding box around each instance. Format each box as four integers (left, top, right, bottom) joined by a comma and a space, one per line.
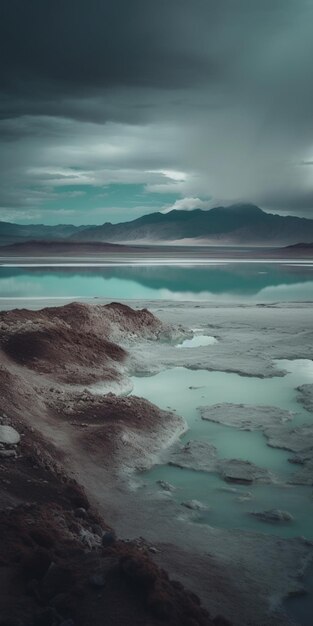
0, 299, 313, 624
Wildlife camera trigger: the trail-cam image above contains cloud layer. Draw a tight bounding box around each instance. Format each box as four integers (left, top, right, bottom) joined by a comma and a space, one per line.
1, 0, 313, 222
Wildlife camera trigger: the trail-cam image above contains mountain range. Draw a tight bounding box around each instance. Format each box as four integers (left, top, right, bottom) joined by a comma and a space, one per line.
2, 204, 313, 246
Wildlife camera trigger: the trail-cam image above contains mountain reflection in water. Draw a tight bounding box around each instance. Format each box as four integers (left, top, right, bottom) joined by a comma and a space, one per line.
1, 261, 313, 302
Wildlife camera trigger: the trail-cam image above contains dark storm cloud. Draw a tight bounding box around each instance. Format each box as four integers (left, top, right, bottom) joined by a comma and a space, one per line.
0, 0, 298, 122
1, 0, 313, 220
0, 0, 218, 122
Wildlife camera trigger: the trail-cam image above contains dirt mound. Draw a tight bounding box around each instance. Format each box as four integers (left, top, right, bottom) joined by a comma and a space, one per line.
0, 301, 171, 339
2, 325, 125, 382
43, 301, 175, 342
0, 302, 176, 384
103, 301, 174, 340
59, 392, 186, 473
0, 304, 185, 477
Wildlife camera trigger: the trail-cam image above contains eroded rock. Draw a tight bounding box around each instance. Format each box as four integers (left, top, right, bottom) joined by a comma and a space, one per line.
289, 458, 313, 485
219, 459, 273, 484
297, 384, 313, 413
181, 500, 209, 511
200, 403, 293, 431
249, 509, 293, 523
264, 424, 313, 453
0, 424, 20, 445
157, 480, 176, 492
168, 440, 273, 484
169, 440, 217, 473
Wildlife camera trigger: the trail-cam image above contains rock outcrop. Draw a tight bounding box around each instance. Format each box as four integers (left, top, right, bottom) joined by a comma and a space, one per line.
169, 440, 273, 484
0, 301, 181, 385
200, 403, 293, 431
249, 509, 294, 524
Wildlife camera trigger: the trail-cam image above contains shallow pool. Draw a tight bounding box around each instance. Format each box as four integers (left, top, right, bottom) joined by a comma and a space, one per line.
176, 334, 218, 348
131, 359, 313, 539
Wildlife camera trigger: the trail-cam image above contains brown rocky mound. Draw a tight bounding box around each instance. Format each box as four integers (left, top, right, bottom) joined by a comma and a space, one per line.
0, 301, 173, 341
2, 326, 125, 381
54, 392, 185, 472
0, 302, 175, 384
0, 303, 186, 477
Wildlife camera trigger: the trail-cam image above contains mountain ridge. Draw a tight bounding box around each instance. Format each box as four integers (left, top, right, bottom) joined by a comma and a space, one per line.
69, 203, 313, 245
1, 204, 313, 246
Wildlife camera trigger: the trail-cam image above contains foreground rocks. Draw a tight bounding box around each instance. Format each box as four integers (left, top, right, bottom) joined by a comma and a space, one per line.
199, 402, 313, 485
0, 420, 21, 459
65, 392, 186, 474
169, 440, 217, 473
181, 500, 209, 511
0, 301, 185, 385
248, 509, 294, 524
200, 403, 294, 431
0, 423, 21, 444
264, 424, 313, 453
297, 384, 313, 413
263, 423, 313, 485
219, 459, 273, 484
169, 440, 274, 484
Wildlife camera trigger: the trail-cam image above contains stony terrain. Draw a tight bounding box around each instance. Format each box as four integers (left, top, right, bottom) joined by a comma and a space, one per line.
200, 403, 294, 431
198, 402, 313, 486
169, 440, 274, 484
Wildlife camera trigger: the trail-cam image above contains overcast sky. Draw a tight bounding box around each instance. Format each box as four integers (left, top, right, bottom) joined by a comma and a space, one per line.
1, 0, 313, 224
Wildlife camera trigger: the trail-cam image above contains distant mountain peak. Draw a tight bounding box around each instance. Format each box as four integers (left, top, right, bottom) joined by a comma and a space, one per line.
1, 203, 313, 246
228, 203, 264, 213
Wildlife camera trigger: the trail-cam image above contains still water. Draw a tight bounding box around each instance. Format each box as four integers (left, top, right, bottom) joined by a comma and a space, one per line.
131, 360, 313, 540
1, 260, 313, 302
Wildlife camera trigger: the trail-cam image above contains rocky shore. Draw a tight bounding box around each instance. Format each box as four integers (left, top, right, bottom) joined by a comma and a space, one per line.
0, 302, 224, 625
1, 300, 312, 626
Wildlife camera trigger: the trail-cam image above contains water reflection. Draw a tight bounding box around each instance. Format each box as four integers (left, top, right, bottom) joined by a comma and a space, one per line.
1, 262, 313, 302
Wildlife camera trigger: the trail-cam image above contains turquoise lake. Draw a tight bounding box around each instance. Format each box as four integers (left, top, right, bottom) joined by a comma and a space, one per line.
1, 260, 313, 302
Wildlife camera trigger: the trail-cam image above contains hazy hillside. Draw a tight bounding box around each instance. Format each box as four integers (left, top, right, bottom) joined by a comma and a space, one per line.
0, 221, 85, 246
2, 204, 313, 246
69, 204, 313, 245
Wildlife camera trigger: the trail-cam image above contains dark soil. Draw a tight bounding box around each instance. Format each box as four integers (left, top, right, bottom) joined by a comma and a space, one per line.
0, 422, 221, 626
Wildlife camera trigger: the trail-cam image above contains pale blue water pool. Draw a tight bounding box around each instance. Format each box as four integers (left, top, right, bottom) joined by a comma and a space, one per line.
176, 334, 218, 348
131, 360, 313, 540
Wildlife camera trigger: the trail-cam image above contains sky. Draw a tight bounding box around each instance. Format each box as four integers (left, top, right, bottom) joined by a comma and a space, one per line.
1, 0, 313, 225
